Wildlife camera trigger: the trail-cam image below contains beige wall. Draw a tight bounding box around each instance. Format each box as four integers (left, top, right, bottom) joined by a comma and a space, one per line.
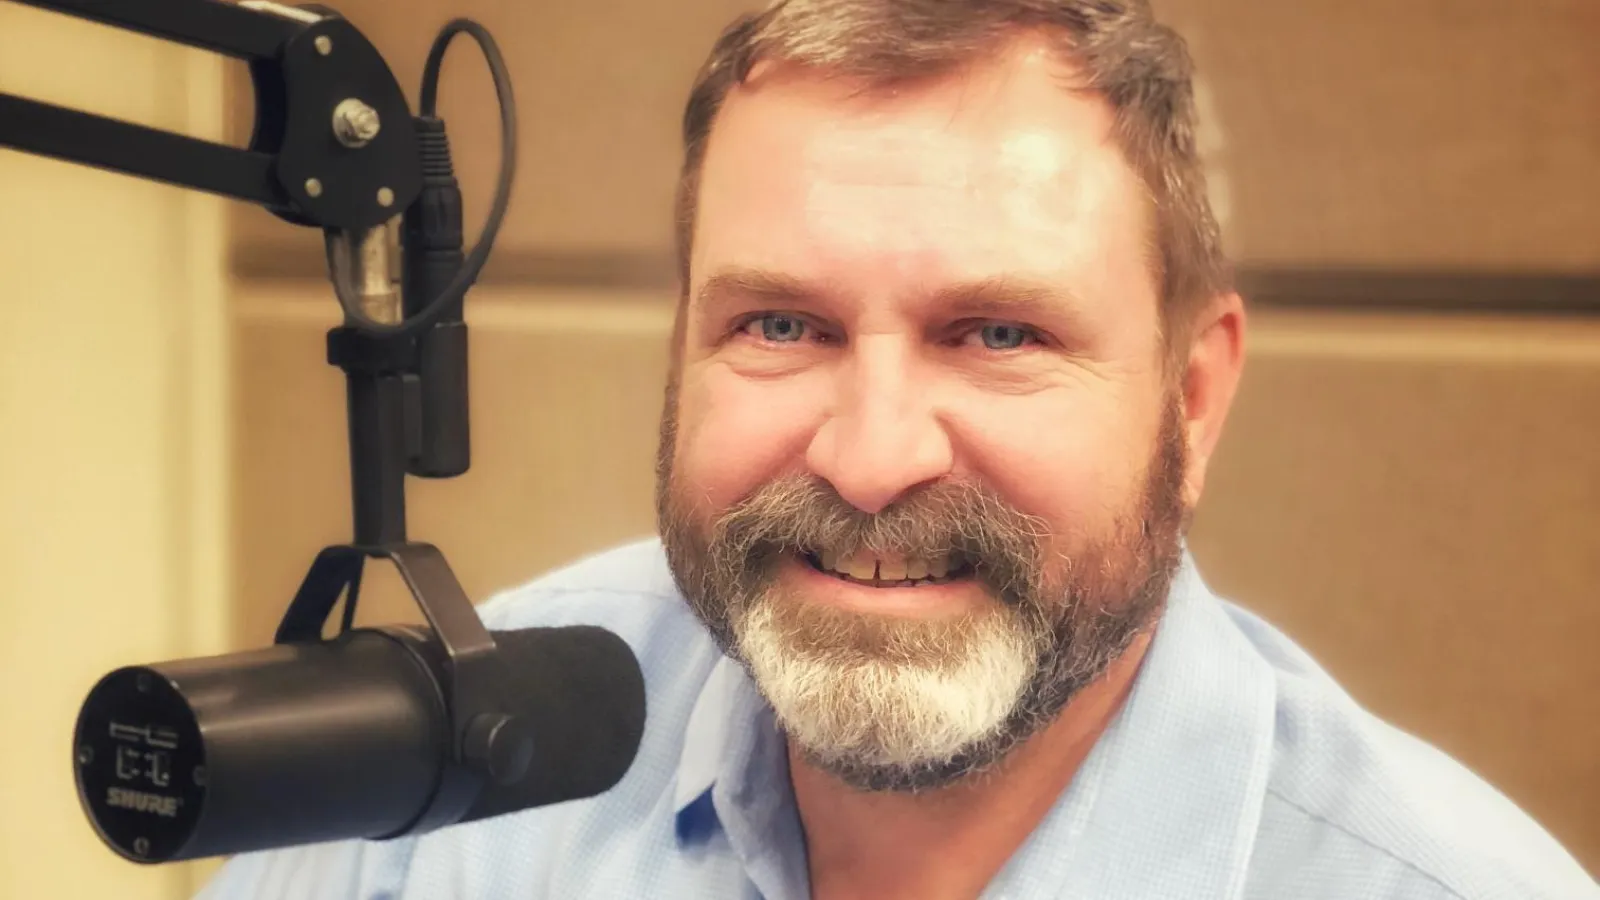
1162, 0, 1600, 269
0, 6, 232, 899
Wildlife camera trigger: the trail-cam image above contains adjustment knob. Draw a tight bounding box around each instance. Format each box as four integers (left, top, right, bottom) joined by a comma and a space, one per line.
463, 713, 534, 785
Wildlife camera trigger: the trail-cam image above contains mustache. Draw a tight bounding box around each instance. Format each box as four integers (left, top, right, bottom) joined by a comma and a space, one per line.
707, 474, 1052, 602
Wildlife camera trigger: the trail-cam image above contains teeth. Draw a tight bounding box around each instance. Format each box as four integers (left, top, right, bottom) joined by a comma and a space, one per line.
824, 552, 956, 583
846, 554, 878, 581
877, 559, 908, 582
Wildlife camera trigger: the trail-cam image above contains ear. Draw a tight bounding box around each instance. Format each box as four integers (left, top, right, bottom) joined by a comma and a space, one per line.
1176, 293, 1246, 507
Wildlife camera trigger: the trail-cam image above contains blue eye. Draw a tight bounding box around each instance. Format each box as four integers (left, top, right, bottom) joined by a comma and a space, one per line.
978, 323, 1031, 350
757, 314, 807, 342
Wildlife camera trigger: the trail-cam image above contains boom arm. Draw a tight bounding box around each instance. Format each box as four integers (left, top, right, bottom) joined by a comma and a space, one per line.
0, 0, 420, 230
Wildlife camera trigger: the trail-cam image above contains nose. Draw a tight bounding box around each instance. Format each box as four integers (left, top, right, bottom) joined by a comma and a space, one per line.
805, 336, 954, 515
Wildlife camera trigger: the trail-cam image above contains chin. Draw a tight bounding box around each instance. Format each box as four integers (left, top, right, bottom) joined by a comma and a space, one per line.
732, 583, 1042, 792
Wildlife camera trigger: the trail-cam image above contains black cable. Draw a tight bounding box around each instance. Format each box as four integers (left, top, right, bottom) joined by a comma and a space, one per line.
326, 18, 517, 336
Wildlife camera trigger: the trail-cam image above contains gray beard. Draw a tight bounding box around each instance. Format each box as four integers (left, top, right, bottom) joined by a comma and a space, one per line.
728, 547, 1176, 793
657, 400, 1190, 792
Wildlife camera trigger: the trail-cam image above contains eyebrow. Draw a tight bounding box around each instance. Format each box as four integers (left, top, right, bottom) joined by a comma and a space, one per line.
695, 267, 823, 318
931, 277, 1086, 322
693, 266, 1087, 325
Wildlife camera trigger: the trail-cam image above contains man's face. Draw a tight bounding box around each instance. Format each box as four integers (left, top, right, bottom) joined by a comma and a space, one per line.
658, 46, 1191, 791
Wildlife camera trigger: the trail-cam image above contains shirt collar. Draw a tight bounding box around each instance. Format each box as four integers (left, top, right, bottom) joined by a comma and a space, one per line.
985, 555, 1277, 898
672, 553, 1277, 900
674, 649, 809, 900
673, 653, 747, 818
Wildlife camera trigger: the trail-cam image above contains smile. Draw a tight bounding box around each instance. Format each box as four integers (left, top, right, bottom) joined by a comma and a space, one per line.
800, 549, 975, 588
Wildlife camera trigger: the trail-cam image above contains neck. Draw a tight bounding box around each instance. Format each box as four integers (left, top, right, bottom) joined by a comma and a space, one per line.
789, 633, 1151, 900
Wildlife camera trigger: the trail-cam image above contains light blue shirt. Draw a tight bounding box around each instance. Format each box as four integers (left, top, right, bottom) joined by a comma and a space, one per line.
199, 538, 1597, 899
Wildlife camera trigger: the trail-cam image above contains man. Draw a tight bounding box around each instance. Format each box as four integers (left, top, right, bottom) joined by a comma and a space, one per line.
202, 1, 1596, 897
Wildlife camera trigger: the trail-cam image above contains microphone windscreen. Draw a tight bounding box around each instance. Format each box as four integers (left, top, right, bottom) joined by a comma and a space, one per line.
460, 625, 646, 822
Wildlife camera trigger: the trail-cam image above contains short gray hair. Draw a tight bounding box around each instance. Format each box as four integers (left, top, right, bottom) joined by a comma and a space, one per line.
674, 0, 1232, 346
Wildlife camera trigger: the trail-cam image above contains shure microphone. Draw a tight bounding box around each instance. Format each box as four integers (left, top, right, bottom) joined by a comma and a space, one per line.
72, 623, 646, 864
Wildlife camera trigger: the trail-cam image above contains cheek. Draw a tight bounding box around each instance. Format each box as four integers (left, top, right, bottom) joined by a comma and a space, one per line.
672, 364, 829, 516
949, 388, 1152, 539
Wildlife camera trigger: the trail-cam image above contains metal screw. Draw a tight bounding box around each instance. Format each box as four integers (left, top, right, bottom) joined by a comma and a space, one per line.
332, 98, 381, 148
77, 745, 94, 765
305, 178, 323, 198
192, 765, 208, 787
133, 837, 150, 857
315, 35, 332, 56
376, 187, 394, 207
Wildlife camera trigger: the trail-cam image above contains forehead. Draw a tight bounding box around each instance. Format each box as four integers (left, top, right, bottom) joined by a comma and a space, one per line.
689, 44, 1157, 317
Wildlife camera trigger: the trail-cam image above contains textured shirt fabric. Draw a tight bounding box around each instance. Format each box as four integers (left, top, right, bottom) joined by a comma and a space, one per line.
198, 538, 1597, 900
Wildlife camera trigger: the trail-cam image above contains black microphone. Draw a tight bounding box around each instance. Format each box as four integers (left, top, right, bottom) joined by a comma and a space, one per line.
71, 624, 646, 864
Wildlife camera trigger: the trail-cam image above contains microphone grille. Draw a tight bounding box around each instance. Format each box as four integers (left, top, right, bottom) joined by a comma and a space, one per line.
460, 625, 646, 823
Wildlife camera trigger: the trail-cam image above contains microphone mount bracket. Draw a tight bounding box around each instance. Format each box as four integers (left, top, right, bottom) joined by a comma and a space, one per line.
275, 541, 535, 837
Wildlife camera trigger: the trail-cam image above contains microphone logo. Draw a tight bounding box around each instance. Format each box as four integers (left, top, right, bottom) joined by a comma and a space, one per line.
105, 787, 181, 818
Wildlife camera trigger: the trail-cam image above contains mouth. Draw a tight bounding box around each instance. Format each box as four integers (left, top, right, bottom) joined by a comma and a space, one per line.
799, 549, 975, 588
